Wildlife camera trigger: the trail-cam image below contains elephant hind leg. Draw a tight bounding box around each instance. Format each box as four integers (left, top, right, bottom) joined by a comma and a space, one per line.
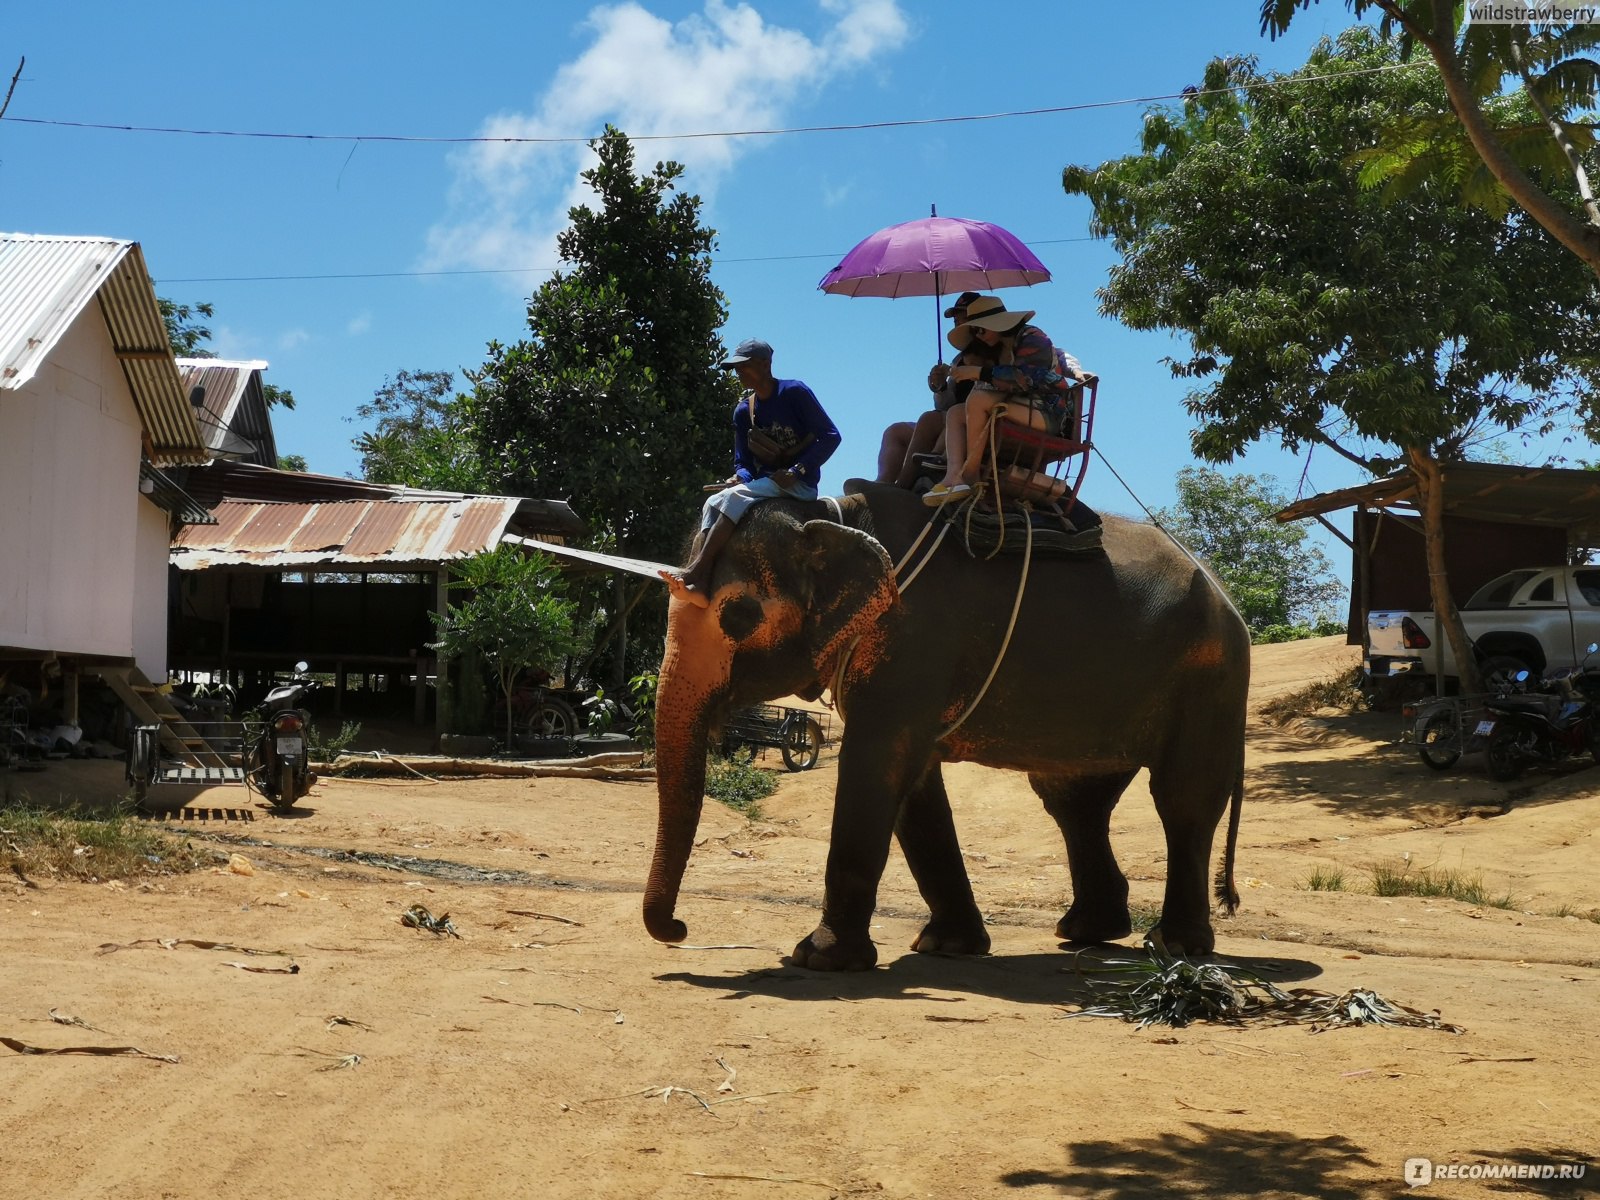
1147, 738, 1239, 957
1031, 769, 1139, 945
895, 762, 989, 957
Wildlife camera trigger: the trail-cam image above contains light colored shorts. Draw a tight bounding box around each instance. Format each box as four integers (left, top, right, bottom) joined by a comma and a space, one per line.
701, 476, 818, 529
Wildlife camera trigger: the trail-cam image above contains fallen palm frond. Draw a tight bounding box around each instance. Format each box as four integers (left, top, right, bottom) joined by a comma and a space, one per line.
96, 938, 292, 957
294, 1046, 361, 1071
400, 904, 460, 938
48, 1008, 109, 1033
325, 1015, 373, 1032
222, 960, 300, 975
687, 1172, 836, 1189
1062, 939, 1463, 1033
1, 1036, 178, 1063
504, 909, 583, 926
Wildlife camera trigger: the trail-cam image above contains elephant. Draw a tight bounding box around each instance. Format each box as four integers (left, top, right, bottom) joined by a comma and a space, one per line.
650, 481, 1250, 971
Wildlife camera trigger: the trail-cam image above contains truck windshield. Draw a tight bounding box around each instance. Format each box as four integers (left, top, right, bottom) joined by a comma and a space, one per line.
1464, 570, 1542, 610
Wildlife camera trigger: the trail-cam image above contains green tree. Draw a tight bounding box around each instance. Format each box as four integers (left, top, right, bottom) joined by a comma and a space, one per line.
352, 369, 488, 491
428, 546, 580, 748
1260, 1, 1600, 276
278, 454, 307, 472
1156, 469, 1345, 641
1063, 29, 1600, 691
468, 127, 738, 683
160, 298, 214, 357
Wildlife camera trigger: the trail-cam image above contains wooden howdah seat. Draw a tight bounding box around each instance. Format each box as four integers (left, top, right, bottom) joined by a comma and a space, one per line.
910, 375, 1098, 513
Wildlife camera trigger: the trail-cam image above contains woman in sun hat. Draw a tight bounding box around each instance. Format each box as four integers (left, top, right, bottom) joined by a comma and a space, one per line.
922, 296, 1084, 506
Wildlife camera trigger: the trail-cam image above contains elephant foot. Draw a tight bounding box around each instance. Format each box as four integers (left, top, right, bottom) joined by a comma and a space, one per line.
1055, 902, 1133, 946
791, 925, 878, 972
1148, 920, 1215, 958
910, 916, 991, 957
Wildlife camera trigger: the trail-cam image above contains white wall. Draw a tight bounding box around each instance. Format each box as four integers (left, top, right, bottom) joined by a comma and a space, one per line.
131, 496, 170, 679
0, 304, 145, 664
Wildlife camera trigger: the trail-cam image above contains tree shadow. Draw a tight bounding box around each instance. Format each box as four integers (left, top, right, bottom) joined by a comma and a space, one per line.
657, 944, 1322, 1009
1470, 1146, 1594, 1196
1245, 719, 1595, 820
1001, 1122, 1380, 1198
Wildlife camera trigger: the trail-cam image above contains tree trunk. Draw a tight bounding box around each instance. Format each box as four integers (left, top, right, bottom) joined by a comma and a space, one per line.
612, 571, 629, 694
1407, 447, 1483, 694
1421, 0, 1600, 278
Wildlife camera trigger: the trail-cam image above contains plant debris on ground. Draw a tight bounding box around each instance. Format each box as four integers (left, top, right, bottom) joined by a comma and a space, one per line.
401, 903, 461, 938
2, 805, 206, 884
1063, 939, 1463, 1033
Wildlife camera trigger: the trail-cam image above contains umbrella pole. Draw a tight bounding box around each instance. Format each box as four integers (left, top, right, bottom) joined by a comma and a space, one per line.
934, 270, 945, 365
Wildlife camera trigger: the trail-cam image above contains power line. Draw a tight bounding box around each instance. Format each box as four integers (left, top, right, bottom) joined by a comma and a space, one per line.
154, 237, 1104, 284
5, 62, 1425, 148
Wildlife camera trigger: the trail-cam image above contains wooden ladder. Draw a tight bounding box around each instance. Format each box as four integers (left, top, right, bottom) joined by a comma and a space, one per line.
95, 665, 233, 770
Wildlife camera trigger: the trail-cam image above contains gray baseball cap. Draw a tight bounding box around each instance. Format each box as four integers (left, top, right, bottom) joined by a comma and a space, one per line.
719, 338, 773, 368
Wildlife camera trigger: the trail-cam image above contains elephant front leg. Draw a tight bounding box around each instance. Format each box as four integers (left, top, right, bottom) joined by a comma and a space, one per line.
896, 761, 988, 956
1033, 769, 1138, 945
791, 730, 922, 972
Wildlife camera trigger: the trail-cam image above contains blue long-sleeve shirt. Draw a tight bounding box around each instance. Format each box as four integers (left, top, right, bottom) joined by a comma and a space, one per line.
732, 378, 841, 487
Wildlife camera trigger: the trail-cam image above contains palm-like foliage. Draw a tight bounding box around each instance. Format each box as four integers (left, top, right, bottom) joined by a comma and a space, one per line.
1260, 0, 1600, 271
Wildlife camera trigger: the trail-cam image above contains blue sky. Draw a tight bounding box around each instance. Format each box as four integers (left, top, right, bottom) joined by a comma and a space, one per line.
5, 1, 1374, 576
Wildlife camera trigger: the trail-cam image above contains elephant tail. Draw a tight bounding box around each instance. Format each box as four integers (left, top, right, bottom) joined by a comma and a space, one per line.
1214, 751, 1244, 916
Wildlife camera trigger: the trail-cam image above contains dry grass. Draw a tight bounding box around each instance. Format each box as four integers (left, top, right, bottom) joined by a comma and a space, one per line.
1259, 666, 1366, 725
0, 805, 207, 884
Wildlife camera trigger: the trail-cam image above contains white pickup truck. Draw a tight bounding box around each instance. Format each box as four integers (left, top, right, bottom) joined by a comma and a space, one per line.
1366, 565, 1600, 683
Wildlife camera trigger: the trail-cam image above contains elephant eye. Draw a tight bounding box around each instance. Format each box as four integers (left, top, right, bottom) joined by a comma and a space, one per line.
718, 594, 765, 643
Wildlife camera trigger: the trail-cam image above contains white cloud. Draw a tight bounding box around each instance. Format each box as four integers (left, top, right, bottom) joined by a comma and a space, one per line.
424, 1, 910, 279
346, 313, 373, 337
278, 328, 312, 351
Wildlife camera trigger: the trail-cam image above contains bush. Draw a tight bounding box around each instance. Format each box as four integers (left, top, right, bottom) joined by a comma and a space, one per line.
1259, 666, 1367, 724
1, 805, 206, 882
705, 751, 776, 816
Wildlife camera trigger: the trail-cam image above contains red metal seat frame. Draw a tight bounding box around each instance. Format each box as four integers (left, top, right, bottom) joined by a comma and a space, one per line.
986, 376, 1097, 505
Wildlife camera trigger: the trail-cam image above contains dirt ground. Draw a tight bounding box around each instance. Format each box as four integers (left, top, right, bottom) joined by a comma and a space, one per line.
2, 635, 1596, 1199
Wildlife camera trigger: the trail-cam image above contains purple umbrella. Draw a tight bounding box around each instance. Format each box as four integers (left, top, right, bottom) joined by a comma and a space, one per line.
817, 214, 1051, 358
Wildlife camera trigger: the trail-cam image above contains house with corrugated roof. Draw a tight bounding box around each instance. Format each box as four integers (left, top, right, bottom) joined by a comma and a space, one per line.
176, 357, 278, 466
0, 233, 211, 716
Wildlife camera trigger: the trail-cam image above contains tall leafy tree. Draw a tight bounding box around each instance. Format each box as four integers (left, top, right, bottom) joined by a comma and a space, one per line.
468, 127, 738, 682
353, 369, 488, 491
1063, 29, 1600, 690
428, 546, 579, 748
1156, 469, 1345, 640
1260, 1, 1600, 276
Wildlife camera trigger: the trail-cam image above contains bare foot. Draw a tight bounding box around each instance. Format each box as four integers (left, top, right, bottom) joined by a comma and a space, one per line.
658, 570, 711, 609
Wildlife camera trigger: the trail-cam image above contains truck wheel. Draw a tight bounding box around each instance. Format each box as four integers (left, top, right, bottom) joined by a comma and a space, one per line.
525, 698, 579, 739
1415, 711, 1461, 771
1483, 725, 1525, 781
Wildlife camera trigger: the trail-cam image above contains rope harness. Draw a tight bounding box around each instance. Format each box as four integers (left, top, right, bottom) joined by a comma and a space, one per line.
827, 408, 1039, 740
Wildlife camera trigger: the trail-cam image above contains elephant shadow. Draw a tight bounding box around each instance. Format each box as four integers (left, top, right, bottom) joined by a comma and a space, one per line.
657, 945, 1323, 1009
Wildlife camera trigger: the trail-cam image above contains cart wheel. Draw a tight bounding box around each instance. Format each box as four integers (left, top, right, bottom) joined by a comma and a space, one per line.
781, 717, 823, 772
525, 697, 579, 739
1483, 724, 1525, 782
1414, 710, 1461, 771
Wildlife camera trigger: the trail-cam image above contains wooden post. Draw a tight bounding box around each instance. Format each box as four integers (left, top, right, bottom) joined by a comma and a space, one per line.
433, 566, 450, 738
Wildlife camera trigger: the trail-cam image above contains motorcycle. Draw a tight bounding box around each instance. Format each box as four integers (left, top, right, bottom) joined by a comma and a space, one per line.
1473, 643, 1600, 781
247, 661, 320, 808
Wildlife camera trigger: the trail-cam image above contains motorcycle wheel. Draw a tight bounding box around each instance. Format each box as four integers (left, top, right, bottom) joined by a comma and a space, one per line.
1415, 711, 1461, 771
274, 760, 298, 810
1483, 724, 1526, 782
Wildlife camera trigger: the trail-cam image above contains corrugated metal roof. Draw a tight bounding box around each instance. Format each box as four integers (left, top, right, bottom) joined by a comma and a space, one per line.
139, 461, 216, 526
176, 358, 276, 465
0, 233, 208, 465
171, 496, 531, 570
178, 461, 586, 537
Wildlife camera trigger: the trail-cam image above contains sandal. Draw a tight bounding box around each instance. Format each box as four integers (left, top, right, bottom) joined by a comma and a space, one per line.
921, 482, 972, 507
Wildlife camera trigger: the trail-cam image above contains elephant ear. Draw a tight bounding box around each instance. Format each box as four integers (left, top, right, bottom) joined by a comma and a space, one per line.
798, 520, 898, 679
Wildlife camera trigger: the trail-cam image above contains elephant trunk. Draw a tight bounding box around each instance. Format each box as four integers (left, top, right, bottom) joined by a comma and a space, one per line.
642, 632, 722, 943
